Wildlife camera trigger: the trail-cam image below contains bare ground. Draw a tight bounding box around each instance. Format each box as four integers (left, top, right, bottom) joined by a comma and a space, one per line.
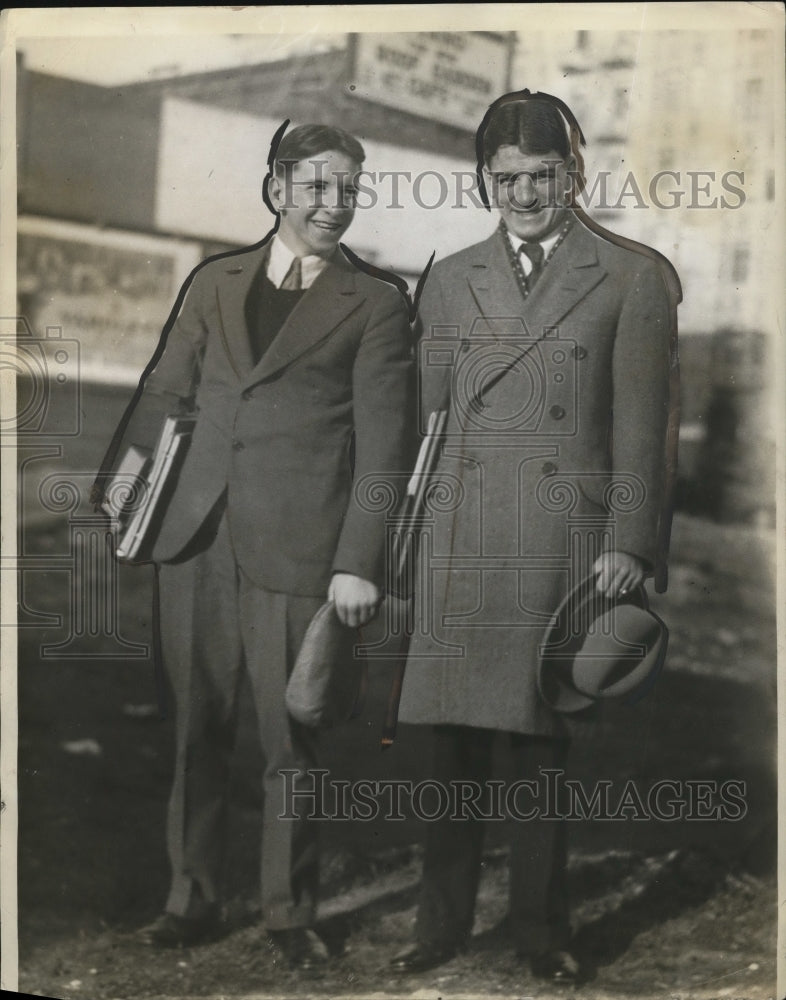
15, 506, 778, 1000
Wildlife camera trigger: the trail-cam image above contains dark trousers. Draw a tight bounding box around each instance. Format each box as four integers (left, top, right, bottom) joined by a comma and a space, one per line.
158, 509, 323, 929
415, 724, 570, 954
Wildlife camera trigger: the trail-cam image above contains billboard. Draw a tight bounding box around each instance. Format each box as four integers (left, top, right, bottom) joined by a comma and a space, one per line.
17, 216, 201, 384
349, 32, 511, 131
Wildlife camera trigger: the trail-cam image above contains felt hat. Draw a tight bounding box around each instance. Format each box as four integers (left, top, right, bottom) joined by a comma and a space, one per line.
286, 601, 367, 728
538, 576, 668, 713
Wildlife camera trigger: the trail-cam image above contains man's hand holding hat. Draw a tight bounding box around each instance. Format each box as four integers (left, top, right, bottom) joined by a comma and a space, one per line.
593, 550, 645, 599
329, 572, 382, 628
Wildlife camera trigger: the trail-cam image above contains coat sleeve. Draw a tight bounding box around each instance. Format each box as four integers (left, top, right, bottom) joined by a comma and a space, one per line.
610, 257, 673, 570
331, 285, 415, 588
414, 263, 454, 424
112, 268, 212, 457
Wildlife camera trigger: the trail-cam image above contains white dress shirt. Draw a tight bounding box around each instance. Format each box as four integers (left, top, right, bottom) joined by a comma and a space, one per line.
505, 227, 563, 276
266, 235, 334, 290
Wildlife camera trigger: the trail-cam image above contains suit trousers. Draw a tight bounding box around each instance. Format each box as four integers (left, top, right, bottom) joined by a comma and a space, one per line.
415, 724, 570, 954
157, 505, 323, 929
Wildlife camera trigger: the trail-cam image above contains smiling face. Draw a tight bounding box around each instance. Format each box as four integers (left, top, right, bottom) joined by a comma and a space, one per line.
269, 149, 359, 257
484, 145, 576, 242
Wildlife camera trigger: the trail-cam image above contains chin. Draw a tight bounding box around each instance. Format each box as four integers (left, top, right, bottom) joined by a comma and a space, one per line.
312, 230, 347, 250
506, 209, 563, 241
302, 237, 339, 255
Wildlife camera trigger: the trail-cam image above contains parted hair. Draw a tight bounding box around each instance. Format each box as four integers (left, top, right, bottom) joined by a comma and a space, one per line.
482, 98, 572, 163
274, 123, 365, 173
475, 90, 587, 206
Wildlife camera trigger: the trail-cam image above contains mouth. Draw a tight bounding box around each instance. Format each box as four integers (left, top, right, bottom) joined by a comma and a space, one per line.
311, 220, 344, 232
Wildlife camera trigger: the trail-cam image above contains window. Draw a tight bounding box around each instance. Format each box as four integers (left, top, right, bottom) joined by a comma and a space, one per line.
731, 246, 750, 284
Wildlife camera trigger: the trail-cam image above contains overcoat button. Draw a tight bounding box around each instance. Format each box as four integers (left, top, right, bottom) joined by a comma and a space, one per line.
241, 389, 253, 401
232, 440, 245, 451
542, 461, 557, 475
572, 346, 588, 360
549, 405, 566, 420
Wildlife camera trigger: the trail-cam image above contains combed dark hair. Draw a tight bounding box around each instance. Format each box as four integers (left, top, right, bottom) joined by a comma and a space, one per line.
274, 123, 365, 173
474, 90, 587, 209
482, 98, 571, 163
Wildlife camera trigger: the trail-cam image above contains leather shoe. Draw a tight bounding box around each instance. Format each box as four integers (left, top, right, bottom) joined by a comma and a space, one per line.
137, 908, 219, 948
267, 928, 329, 971
390, 940, 459, 973
529, 948, 582, 983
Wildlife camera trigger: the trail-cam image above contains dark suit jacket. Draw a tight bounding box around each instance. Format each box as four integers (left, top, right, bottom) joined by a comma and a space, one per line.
400, 218, 678, 735
117, 239, 414, 596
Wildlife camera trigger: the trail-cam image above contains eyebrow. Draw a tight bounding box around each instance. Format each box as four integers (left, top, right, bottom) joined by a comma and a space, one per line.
289, 178, 358, 186
491, 166, 561, 180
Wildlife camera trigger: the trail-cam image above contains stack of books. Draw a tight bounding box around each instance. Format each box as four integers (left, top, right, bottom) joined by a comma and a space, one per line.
102, 414, 196, 561
388, 408, 447, 599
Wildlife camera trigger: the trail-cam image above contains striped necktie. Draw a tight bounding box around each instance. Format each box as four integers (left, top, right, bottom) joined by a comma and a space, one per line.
518, 241, 545, 289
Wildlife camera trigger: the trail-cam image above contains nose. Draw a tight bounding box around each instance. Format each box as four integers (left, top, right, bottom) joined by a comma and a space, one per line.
337, 188, 357, 212
510, 173, 538, 209
318, 189, 354, 214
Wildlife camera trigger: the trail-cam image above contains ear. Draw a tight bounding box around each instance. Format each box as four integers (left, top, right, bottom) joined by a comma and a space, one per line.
481, 164, 493, 185
481, 165, 497, 206
267, 172, 284, 213
562, 153, 580, 200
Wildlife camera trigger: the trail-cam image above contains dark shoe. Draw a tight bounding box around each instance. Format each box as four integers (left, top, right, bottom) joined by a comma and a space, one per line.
530, 948, 582, 983
137, 908, 219, 948
390, 940, 459, 973
267, 928, 329, 971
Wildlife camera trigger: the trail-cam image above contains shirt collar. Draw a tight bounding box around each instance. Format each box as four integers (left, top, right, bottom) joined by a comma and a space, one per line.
267, 234, 334, 289
504, 224, 564, 261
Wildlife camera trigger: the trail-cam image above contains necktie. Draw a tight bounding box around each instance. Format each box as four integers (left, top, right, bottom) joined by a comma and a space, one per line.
280, 256, 302, 290
518, 242, 545, 289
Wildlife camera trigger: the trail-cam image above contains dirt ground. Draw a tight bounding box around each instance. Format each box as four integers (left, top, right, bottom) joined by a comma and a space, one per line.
14, 429, 779, 1000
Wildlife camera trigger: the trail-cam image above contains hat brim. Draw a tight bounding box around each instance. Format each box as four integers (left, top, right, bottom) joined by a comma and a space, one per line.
538, 576, 667, 714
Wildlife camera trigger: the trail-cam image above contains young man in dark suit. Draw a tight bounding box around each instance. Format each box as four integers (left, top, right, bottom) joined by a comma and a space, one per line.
103, 124, 413, 967
393, 93, 679, 983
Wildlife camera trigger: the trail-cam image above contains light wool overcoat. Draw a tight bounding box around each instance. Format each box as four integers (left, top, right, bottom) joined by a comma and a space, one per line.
399, 219, 676, 736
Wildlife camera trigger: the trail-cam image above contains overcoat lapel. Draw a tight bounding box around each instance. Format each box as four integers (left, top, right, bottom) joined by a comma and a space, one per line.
524, 220, 606, 338
465, 232, 524, 333
466, 221, 607, 343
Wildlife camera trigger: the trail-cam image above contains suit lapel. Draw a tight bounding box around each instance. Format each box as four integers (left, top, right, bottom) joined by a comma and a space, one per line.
215, 243, 271, 377
243, 253, 365, 387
